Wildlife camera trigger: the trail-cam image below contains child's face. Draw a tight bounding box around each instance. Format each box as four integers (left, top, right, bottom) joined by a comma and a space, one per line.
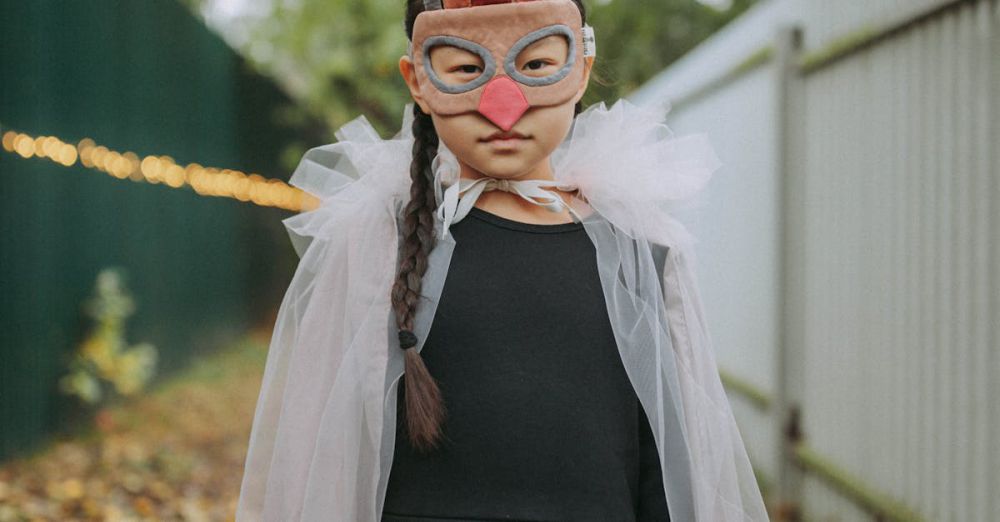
399, 51, 592, 180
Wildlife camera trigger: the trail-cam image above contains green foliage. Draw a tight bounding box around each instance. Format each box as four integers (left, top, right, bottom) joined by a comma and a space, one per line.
585, 0, 758, 101
59, 268, 158, 405
187, 0, 755, 154
244, 0, 413, 138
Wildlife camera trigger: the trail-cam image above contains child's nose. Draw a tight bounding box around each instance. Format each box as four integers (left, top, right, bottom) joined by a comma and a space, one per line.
477, 76, 529, 131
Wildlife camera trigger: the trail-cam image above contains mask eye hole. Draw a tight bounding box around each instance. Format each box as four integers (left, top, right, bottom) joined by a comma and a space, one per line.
422, 35, 497, 94
513, 34, 569, 79
429, 44, 486, 85
504, 24, 577, 87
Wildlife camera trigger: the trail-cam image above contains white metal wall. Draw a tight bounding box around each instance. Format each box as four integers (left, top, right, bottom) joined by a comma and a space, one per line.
630, 0, 998, 520
656, 63, 784, 487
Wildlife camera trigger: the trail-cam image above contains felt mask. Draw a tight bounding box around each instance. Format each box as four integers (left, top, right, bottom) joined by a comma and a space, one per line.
408, 0, 596, 131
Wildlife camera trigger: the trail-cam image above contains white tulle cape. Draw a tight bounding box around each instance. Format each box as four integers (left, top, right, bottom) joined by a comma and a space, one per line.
236, 99, 770, 521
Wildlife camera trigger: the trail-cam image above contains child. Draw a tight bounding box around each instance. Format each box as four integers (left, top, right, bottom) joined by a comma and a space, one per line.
237, 1, 769, 521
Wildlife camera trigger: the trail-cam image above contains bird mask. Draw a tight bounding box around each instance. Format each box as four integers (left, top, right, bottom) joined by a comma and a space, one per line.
407, 0, 597, 131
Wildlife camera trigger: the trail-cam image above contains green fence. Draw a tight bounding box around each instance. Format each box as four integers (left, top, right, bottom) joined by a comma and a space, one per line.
0, 0, 303, 462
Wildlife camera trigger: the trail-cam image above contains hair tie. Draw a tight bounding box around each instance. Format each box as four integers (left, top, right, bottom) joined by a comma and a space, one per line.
398, 329, 418, 349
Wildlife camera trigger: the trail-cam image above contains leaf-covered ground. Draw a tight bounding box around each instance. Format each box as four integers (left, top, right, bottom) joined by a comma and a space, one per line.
0, 329, 270, 522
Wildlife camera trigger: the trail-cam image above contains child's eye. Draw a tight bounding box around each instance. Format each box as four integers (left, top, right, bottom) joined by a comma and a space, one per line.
523, 59, 549, 71
454, 64, 482, 74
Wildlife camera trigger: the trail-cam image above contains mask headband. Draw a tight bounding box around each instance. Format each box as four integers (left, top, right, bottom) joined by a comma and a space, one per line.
408, 0, 596, 131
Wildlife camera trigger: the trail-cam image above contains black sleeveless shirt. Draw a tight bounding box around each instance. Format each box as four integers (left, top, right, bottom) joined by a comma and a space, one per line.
381, 206, 670, 522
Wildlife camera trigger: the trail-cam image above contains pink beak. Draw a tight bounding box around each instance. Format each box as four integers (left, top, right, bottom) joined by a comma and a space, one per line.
477, 76, 529, 131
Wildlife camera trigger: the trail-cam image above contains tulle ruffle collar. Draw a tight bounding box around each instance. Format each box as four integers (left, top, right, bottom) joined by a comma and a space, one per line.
290, 98, 722, 248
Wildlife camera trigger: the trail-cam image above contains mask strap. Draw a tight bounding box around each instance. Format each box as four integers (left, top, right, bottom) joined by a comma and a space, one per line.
582, 24, 596, 57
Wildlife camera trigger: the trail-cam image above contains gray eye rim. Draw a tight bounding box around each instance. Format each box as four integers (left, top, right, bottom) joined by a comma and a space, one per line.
422, 35, 498, 94
503, 24, 577, 87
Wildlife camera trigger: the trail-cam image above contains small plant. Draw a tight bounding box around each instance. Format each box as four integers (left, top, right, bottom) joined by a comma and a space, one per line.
59, 267, 158, 405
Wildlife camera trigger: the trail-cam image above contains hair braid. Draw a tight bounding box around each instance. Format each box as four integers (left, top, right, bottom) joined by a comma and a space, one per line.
392, 103, 446, 452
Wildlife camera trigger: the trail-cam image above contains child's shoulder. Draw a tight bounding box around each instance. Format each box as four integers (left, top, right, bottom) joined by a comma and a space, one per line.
281, 113, 418, 256
289, 114, 413, 209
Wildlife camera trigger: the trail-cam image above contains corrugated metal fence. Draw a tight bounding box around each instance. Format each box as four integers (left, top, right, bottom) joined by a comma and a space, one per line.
630, 0, 998, 520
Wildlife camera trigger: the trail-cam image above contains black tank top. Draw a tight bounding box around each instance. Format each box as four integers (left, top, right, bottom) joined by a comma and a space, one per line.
382, 206, 670, 522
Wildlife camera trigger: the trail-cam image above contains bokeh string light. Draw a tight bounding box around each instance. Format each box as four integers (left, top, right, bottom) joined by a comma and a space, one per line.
1, 124, 320, 212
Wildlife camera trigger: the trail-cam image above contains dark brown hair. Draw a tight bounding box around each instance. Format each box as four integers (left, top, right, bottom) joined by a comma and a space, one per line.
394, 0, 588, 452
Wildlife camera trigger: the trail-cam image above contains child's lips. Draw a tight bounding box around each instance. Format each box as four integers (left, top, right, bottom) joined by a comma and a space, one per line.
482, 130, 529, 141
481, 132, 530, 152
483, 137, 529, 151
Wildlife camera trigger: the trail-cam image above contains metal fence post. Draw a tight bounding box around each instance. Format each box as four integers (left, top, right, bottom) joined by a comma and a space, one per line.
773, 23, 806, 521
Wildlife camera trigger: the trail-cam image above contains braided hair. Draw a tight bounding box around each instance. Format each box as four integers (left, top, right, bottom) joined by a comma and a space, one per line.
396, 0, 588, 452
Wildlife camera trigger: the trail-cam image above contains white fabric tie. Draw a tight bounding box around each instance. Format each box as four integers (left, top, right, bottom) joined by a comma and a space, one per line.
435, 176, 582, 239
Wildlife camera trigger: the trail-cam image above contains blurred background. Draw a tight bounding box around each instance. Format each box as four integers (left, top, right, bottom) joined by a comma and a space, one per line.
0, 0, 996, 520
